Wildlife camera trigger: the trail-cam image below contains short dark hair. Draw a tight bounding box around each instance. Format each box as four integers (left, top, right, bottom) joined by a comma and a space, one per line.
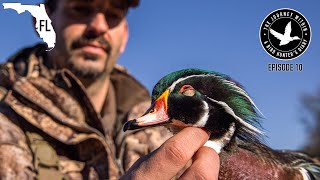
44, 0, 57, 13
44, 0, 139, 13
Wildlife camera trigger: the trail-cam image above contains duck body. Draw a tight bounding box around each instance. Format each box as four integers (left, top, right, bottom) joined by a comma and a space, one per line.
220, 140, 315, 179
123, 68, 320, 179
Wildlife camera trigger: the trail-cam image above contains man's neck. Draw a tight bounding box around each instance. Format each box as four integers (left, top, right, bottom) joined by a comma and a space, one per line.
46, 53, 110, 113
81, 74, 110, 113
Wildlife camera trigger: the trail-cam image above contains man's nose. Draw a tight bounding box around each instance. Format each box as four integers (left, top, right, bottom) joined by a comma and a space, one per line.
87, 13, 109, 36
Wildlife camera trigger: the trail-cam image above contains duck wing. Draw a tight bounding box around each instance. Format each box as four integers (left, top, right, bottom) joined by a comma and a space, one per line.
276, 150, 320, 180
284, 21, 292, 38
226, 140, 320, 180
270, 28, 284, 40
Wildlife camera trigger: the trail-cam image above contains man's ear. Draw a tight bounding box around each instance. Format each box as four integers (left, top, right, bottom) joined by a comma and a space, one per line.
119, 20, 129, 54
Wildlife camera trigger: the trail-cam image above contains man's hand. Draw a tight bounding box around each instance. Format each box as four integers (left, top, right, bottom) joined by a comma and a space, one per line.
121, 127, 220, 179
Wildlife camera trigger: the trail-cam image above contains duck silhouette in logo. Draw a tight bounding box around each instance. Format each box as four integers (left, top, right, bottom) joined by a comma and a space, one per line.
270, 21, 300, 46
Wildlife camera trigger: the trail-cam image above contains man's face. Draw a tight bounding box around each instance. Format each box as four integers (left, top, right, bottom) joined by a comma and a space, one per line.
48, 0, 128, 78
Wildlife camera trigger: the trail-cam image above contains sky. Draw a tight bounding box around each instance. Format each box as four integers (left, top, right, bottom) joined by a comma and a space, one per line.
0, 0, 319, 150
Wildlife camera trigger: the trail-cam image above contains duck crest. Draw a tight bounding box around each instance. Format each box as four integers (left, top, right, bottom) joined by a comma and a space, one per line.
152, 68, 264, 144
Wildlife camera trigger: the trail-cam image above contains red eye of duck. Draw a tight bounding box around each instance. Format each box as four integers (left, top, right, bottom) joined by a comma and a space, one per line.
179, 85, 196, 96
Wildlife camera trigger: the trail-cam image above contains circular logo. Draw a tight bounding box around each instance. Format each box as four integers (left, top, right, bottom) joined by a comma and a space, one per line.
260, 8, 311, 60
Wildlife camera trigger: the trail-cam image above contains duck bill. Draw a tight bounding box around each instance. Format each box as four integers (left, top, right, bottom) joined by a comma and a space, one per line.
123, 90, 171, 131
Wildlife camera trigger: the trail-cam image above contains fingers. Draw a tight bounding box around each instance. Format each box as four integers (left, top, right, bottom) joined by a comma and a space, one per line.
121, 127, 210, 180
179, 147, 220, 180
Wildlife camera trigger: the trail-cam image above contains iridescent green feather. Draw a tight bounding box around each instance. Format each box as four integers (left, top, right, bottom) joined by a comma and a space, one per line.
152, 68, 263, 142
152, 69, 226, 100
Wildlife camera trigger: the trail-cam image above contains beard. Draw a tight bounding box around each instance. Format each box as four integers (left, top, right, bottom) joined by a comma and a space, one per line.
67, 52, 107, 79
66, 34, 113, 79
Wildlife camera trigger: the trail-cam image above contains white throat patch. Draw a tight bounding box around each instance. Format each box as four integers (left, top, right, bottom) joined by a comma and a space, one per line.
204, 141, 223, 154
194, 100, 210, 127
204, 122, 236, 154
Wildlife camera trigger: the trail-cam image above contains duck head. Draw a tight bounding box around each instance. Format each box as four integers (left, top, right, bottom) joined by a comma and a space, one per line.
123, 69, 263, 153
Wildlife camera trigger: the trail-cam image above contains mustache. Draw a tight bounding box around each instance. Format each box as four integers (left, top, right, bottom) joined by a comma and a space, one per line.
71, 35, 112, 54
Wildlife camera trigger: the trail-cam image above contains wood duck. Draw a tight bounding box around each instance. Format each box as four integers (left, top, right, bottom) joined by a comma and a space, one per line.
123, 68, 320, 179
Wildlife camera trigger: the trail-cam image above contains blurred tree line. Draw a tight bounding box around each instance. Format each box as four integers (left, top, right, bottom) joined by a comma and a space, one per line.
302, 89, 320, 158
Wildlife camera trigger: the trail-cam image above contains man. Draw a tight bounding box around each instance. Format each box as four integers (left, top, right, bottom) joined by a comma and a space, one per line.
0, 0, 219, 179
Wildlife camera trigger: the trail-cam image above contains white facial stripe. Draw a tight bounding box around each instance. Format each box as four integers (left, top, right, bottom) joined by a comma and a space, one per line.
223, 81, 264, 117
169, 74, 263, 117
168, 73, 263, 135
299, 168, 311, 180
169, 74, 209, 92
204, 122, 236, 154
207, 97, 263, 135
194, 101, 210, 127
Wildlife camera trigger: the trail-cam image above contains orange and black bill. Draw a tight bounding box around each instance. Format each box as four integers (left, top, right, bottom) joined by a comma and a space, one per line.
123, 90, 171, 131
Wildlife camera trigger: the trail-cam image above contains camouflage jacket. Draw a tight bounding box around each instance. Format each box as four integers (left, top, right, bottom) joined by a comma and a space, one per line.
0, 44, 171, 179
